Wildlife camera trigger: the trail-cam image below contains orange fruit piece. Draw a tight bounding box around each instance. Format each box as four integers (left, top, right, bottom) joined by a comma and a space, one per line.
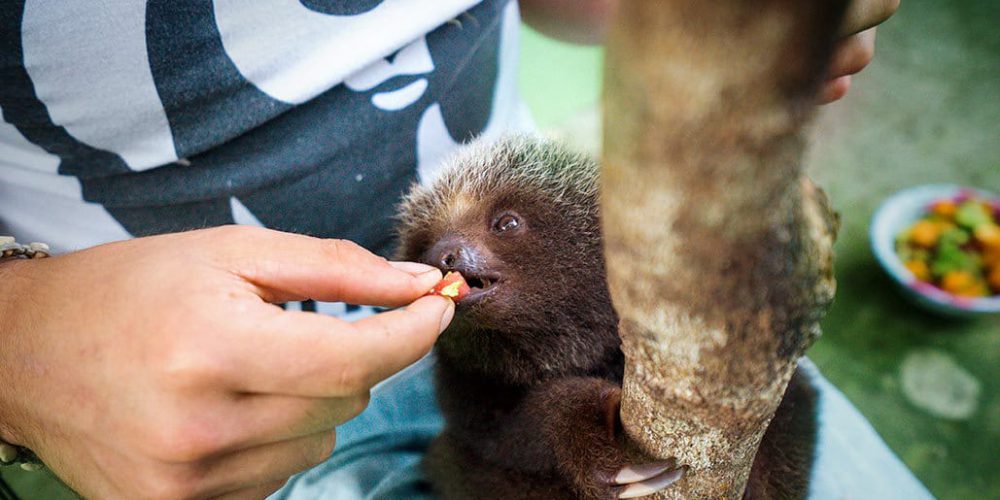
426, 271, 471, 301
904, 260, 931, 281
984, 246, 1000, 268
941, 270, 987, 297
974, 223, 1000, 249
988, 266, 1000, 294
908, 220, 941, 248
931, 200, 958, 218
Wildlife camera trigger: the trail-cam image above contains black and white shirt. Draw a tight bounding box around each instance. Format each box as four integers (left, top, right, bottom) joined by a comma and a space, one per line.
0, 0, 530, 261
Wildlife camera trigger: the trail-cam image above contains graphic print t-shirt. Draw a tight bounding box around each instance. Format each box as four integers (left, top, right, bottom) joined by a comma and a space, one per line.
0, 0, 528, 262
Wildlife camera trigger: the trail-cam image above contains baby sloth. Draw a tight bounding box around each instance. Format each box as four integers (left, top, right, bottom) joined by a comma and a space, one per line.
396, 137, 818, 499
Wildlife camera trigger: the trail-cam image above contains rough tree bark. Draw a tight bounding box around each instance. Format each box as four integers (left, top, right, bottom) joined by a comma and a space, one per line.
600, 1, 845, 498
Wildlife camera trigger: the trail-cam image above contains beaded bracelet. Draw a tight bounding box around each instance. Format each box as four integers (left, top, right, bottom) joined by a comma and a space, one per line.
0, 236, 48, 471
0, 237, 50, 260
0, 443, 42, 471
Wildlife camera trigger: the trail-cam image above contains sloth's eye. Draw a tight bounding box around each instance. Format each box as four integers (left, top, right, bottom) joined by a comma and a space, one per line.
492, 212, 521, 234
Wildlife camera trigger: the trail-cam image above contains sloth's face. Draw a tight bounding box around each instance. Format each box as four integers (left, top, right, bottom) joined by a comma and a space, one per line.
399, 186, 620, 385
419, 208, 522, 308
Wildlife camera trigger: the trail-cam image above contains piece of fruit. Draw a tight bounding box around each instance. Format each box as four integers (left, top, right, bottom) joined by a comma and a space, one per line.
940, 270, 987, 297
963, 283, 990, 297
987, 265, 1000, 293
955, 200, 991, 230
931, 231, 976, 277
908, 220, 942, 248
904, 260, 931, 281
973, 223, 1000, 249
426, 271, 471, 301
988, 266, 1000, 293
930, 200, 957, 218
933, 219, 957, 234
984, 246, 1000, 268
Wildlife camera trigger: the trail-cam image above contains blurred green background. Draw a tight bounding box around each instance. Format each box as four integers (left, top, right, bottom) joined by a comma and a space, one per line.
520, 1, 999, 498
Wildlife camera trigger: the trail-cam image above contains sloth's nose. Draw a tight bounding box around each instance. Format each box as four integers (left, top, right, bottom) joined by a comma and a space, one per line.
424, 234, 487, 274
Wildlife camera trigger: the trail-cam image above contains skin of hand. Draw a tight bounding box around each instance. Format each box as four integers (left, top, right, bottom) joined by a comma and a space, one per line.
518, 0, 901, 104
0, 226, 454, 499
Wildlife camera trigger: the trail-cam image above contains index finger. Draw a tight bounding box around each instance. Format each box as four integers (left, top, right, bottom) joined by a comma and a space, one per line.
223, 295, 455, 397
213, 226, 442, 307
840, 0, 898, 36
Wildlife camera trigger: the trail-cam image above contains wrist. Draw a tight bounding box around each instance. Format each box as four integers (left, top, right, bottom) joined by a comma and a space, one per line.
0, 257, 39, 345
0, 233, 51, 335
0, 255, 46, 468
0, 234, 49, 304
0, 259, 28, 432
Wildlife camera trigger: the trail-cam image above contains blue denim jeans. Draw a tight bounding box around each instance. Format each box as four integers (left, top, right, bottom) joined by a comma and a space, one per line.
272, 355, 934, 500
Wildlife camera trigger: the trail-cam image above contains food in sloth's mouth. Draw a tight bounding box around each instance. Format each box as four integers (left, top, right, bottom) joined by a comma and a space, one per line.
426, 271, 471, 301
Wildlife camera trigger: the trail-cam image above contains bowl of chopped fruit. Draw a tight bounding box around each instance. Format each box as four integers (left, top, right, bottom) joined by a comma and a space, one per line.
871, 185, 1000, 316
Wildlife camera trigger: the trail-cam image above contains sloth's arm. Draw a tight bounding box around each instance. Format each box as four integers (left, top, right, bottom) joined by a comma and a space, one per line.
503, 377, 684, 499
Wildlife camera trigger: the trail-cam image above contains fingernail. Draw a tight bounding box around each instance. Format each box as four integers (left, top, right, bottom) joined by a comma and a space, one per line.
438, 299, 455, 334
389, 261, 442, 290
388, 260, 437, 275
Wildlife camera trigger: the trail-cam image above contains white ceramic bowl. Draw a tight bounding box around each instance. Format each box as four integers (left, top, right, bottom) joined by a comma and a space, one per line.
870, 184, 1000, 316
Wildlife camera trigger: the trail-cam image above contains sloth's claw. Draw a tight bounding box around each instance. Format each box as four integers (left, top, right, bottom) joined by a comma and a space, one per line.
612, 459, 677, 484
614, 466, 687, 498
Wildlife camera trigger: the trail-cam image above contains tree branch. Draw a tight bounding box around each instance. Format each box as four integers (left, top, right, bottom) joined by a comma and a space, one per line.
600, 1, 845, 497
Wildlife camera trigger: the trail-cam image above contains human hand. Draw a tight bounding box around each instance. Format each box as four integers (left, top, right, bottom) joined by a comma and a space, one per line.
519, 0, 615, 45
820, 0, 900, 103
520, 0, 900, 104
0, 226, 452, 499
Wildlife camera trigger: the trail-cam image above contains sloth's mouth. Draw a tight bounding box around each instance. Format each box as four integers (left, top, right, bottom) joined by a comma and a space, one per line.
460, 271, 502, 304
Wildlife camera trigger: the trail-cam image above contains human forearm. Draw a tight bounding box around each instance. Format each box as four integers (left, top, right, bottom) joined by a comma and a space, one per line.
518, 0, 616, 45
0, 258, 39, 448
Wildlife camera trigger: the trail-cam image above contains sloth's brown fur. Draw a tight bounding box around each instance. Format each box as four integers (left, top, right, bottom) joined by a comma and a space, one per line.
397, 136, 619, 386
395, 136, 817, 499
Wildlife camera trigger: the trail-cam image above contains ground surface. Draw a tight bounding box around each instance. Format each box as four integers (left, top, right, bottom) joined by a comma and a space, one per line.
520, 1, 999, 498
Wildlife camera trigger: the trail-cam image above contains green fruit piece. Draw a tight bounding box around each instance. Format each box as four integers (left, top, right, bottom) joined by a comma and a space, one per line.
938, 227, 970, 247
955, 200, 991, 230
932, 229, 979, 278
897, 245, 913, 262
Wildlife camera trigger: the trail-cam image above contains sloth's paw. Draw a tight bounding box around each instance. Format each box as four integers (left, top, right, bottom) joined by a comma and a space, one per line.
600, 388, 686, 498
557, 383, 686, 499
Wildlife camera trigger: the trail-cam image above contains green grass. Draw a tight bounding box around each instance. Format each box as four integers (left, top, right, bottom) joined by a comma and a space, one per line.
519, 1, 1000, 498
804, 1, 1000, 496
